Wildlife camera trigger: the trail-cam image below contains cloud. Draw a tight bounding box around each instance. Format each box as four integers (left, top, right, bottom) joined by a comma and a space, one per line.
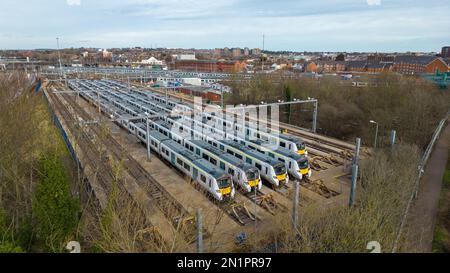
366, 0, 381, 5
66, 0, 81, 6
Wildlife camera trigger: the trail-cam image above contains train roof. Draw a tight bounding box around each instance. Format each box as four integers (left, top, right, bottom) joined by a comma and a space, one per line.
162, 140, 228, 179
190, 140, 257, 172
219, 139, 282, 166
148, 129, 171, 142
249, 139, 306, 161
278, 133, 303, 143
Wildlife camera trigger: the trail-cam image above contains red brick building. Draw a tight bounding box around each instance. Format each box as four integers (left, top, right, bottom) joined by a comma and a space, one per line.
179, 86, 222, 102
316, 61, 346, 73
366, 62, 393, 73
171, 60, 246, 73
393, 55, 448, 75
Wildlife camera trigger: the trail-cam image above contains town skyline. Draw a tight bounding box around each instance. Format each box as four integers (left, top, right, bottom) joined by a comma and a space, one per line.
1, 0, 449, 51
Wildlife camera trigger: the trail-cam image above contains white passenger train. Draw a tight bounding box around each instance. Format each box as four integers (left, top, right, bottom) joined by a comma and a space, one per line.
69, 79, 307, 185
158, 118, 289, 187
149, 119, 262, 192
131, 122, 235, 201
175, 115, 312, 180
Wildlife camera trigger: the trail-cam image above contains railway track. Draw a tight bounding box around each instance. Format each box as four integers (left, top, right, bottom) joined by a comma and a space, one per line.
49, 90, 115, 201
268, 178, 340, 201
59, 91, 200, 242
48, 89, 170, 247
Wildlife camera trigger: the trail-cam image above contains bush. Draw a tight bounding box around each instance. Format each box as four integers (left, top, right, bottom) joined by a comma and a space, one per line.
265, 144, 420, 252
33, 154, 79, 252
226, 74, 449, 148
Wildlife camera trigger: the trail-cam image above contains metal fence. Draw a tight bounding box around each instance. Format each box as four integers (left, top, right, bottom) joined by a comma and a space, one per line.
392, 109, 450, 252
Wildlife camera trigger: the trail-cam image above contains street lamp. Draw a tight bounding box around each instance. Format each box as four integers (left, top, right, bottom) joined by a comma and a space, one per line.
369, 120, 379, 148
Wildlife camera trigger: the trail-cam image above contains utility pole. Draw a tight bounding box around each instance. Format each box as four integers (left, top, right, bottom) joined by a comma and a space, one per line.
253, 181, 257, 250
196, 208, 203, 253
146, 118, 151, 161
370, 120, 379, 148
292, 180, 300, 231
390, 130, 396, 152
312, 100, 318, 133
349, 138, 361, 207
56, 37, 63, 82
96, 89, 100, 114
165, 87, 168, 105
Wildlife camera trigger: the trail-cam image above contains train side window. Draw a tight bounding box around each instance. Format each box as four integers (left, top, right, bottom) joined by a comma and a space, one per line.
235, 154, 243, 160
220, 162, 225, 170
227, 150, 234, 156
196, 148, 201, 156
177, 158, 183, 166
269, 153, 275, 158
228, 168, 235, 176
246, 158, 252, 164
280, 142, 286, 148
210, 158, 217, 165
255, 163, 262, 170
200, 175, 206, 183
183, 163, 190, 172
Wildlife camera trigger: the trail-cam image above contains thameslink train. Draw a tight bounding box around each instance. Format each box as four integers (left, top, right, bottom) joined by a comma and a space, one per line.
148, 119, 262, 192
130, 121, 235, 201
111, 80, 308, 156
175, 115, 312, 180
199, 111, 308, 156
74, 82, 307, 183
157, 118, 289, 187
107, 90, 309, 182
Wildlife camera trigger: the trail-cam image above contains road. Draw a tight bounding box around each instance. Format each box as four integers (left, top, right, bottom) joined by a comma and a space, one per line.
407, 119, 450, 252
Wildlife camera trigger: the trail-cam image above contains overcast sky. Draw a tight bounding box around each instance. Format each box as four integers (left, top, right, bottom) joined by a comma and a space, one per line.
0, 0, 449, 52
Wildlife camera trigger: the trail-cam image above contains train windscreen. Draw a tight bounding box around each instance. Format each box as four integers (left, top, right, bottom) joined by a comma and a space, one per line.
274, 164, 286, 175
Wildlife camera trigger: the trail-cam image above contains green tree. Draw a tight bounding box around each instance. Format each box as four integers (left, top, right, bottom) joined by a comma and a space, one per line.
33, 154, 79, 252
